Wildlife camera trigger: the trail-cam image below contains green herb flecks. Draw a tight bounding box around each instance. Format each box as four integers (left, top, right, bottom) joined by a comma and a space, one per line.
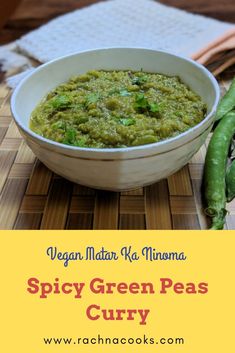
134, 93, 159, 114
149, 103, 159, 113
119, 117, 136, 126
119, 89, 132, 97
134, 93, 149, 111
132, 75, 148, 86
51, 120, 66, 130
85, 93, 100, 106
62, 124, 87, 147
50, 95, 71, 110
62, 127, 77, 145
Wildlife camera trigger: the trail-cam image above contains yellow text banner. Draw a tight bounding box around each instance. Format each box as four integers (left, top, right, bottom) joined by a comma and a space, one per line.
0, 230, 234, 352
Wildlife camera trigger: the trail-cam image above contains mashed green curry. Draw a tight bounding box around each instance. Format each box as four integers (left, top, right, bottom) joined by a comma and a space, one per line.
30, 70, 207, 148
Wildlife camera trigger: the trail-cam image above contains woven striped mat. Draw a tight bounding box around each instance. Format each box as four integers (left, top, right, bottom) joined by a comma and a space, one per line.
0, 69, 235, 230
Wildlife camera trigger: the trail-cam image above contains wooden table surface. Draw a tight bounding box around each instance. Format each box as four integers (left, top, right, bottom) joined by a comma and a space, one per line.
1, 69, 235, 230
0, 0, 235, 44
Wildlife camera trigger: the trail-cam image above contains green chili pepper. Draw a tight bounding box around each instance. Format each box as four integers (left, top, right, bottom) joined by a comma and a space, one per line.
215, 78, 235, 121
204, 111, 235, 229
226, 159, 235, 202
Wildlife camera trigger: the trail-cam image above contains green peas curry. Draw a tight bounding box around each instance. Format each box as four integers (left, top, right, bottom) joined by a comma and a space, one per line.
30, 70, 207, 148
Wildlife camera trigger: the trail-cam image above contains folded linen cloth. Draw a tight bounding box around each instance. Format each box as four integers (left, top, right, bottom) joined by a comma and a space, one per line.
192, 28, 235, 75
5, 0, 235, 87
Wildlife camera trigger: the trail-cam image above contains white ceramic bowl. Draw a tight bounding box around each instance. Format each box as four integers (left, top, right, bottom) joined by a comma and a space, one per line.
11, 48, 220, 191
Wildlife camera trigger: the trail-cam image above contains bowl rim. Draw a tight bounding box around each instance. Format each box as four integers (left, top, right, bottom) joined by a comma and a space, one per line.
11, 47, 220, 154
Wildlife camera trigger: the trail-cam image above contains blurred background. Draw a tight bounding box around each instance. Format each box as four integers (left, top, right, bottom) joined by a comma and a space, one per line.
0, 0, 234, 45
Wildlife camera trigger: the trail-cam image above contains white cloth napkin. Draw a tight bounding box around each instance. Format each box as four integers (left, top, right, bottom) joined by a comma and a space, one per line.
6, 0, 234, 88
16, 0, 233, 62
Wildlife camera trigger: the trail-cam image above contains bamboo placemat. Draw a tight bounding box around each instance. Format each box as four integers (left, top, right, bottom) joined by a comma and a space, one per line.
1, 68, 235, 230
